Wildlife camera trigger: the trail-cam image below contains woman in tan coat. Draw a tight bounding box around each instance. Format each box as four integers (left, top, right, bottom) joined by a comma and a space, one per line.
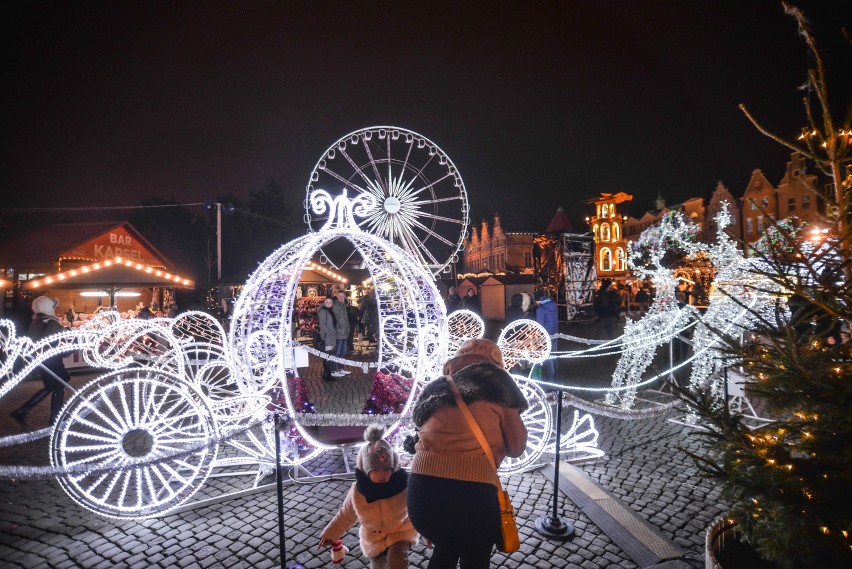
406, 339, 528, 568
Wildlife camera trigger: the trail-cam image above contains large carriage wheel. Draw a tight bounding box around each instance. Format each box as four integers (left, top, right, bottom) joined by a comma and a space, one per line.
50, 368, 218, 519
499, 378, 551, 474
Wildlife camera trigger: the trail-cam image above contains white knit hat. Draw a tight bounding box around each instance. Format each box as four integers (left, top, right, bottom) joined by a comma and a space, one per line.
356, 424, 400, 473
32, 296, 59, 316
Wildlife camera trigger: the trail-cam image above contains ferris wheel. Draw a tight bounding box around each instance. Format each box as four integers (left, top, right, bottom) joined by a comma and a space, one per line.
304, 126, 470, 275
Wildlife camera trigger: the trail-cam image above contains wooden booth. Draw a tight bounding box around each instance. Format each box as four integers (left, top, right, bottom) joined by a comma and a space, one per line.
0, 221, 194, 324
479, 275, 536, 321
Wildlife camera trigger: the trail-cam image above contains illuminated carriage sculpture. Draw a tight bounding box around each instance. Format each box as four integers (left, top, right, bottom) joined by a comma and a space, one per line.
0, 127, 600, 520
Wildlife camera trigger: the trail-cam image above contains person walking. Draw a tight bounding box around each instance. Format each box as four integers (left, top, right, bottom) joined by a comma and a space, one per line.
317, 296, 340, 380
10, 296, 72, 426
406, 339, 528, 569
333, 291, 352, 375
635, 285, 649, 315
535, 290, 558, 380
319, 424, 418, 569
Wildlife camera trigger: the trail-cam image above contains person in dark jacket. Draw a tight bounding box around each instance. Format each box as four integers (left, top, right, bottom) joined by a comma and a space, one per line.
460, 288, 480, 314
445, 286, 461, 313
534, 290, 558, 379
407, 339, 528, 569
359, 290, 379, 343
10, 296, 71, 426
505, 293, 525, 323
317, 296, 340, 379
595, 279, 621, 339
332, 291, 352, 375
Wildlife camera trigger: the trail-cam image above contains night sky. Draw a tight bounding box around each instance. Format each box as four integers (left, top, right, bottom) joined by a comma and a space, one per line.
1, 1, 849, 233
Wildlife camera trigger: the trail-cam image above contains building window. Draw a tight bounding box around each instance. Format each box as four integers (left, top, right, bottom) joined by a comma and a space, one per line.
760, 196, 769, 209
613, 223, 621, 241
788, 197, 796, 212
593, 224, 599, 240
615, 247, 626, 271
600, 248, 612, 272
524, 251, 532, 268
750, 201, 757, 210
802, 194, 811, 209
746, 218, 754, 237
600, 223, 611, 241
757, 216, 764, 233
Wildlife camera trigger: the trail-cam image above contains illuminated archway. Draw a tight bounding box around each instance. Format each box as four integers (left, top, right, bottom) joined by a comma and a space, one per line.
600, 248, 612, 271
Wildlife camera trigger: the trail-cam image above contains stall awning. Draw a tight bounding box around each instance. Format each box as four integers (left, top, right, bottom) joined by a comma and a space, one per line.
27, 256, 194, 290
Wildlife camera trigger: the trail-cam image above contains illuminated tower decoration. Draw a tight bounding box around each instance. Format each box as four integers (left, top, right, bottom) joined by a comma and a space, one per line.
585, 192, 632, 279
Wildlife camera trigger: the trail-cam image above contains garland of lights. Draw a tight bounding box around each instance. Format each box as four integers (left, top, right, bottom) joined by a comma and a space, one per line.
0, 427, 51, 448
296, 343, 373, 372
553, 332, 609, 345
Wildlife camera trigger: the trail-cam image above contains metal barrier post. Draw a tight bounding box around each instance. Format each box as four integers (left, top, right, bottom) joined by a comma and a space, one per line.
273, 413, 305, 569
535, 389, 575, 540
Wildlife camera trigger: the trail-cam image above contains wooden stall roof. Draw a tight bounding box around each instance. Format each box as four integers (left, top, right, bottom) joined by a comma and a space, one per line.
0, 221, 173, 269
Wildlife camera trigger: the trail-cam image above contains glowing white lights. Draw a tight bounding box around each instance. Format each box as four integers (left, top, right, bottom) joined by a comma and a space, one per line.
51, 368, 218, 519
497, 319, 551, 370
304, 126, 469, 275
446, 309, 485, 354
27, 256, 193, 289
0, 188, 605, 518
229, 189, 449, 451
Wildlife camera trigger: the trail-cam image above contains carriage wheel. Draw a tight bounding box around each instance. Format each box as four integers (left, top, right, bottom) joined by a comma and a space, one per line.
499, 377, 551, 474
50, 368, 218, 519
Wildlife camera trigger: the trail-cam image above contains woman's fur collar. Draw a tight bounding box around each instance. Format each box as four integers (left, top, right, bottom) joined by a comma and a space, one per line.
412, 362, 528, 427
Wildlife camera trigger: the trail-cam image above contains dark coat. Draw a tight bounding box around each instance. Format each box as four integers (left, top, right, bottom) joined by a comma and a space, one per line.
460, 293, 480, 314
535, 298, 558, 335
412, 362, 528, 428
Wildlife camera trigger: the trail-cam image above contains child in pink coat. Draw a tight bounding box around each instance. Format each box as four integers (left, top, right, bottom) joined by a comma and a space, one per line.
319, 424, 418, 569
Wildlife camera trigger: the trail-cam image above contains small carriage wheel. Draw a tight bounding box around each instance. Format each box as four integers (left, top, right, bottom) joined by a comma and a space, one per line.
50, 368, 218, 519
499, 377, 552, 473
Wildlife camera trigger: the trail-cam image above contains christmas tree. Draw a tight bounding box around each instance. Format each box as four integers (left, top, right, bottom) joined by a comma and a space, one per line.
677, 3, 851, 567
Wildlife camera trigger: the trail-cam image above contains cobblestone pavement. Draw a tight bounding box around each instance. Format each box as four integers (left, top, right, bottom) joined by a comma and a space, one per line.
0, 318, 723, 569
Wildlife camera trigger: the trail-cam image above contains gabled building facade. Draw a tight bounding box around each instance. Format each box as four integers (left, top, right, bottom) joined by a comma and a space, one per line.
463, 214, 534, 275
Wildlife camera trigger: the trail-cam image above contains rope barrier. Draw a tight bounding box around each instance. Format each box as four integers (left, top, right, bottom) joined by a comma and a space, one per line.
295, 344, 375, 372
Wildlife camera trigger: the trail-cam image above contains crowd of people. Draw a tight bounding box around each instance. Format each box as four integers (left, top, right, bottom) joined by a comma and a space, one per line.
313, 288, 380, 381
